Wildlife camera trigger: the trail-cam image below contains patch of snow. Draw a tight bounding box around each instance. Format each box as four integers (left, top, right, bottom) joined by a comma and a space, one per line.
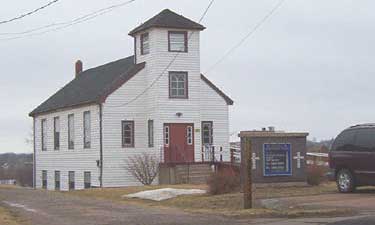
3, 201, 37, 213
124, 188, 206, 201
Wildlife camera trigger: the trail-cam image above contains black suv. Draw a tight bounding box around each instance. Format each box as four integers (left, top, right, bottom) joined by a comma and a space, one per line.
329, 124, 375, 193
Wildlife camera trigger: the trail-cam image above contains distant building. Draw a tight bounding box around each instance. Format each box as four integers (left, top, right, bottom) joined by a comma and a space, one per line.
0, 179, 16, 185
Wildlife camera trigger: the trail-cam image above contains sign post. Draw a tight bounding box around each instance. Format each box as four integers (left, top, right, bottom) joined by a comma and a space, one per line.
243, 137, 252, 209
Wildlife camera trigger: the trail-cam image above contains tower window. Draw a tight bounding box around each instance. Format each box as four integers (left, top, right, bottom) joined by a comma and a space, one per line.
168, 31, 187, 52
169, 72, 188, 99
141, 33, 149, 55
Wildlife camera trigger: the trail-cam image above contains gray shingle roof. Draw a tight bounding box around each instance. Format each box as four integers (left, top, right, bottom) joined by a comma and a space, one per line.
29, 56, 145, 116
129, 9, 206, 36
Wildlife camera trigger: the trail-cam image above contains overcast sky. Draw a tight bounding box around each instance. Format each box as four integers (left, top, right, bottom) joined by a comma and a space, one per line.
0, 0, 374, 153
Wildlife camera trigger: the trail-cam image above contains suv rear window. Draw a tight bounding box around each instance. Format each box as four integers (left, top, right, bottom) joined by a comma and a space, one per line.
354, 128, 375, 152
331, 129, 357, 151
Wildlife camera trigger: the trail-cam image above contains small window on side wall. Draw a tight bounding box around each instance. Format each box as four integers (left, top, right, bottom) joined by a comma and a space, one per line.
83, 111, 91, 149
41, 119, 47, 151
141, 33, 149, 55
122, 120, 134, 148
148, 120, 154, 147
54, 117, 60, 150
202, 121, 213, 145
169, 72, 188, 99
69, 171, 75, 190
168, 31, 187, 52
42, 170, 47, 189
84, 171, 91, 189
68, 114, 75, 150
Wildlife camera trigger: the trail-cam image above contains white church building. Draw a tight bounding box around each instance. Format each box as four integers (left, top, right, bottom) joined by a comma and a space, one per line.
29, 9, 233, 191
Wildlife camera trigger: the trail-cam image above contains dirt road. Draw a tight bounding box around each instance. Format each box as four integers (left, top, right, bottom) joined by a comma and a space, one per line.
0, 187, 372, 225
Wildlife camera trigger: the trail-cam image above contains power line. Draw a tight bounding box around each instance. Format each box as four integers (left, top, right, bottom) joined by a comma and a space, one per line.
111, 0, 215, 108
204, 0, 286, 74
0, 0, 60, 25
0, 0, 136, 41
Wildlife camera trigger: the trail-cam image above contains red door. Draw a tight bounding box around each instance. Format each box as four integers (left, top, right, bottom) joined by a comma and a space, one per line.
164, 123, 194, 163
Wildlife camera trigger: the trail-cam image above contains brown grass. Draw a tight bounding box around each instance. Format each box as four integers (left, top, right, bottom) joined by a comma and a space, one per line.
0, 206, 22, 225
66, 182, 346, 218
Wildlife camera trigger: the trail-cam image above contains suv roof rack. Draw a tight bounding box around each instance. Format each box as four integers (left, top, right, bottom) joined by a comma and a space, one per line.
349, 123, 375, 129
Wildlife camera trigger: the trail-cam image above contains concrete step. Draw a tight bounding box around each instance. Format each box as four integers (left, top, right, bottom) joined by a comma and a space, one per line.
179, 175, 210, 184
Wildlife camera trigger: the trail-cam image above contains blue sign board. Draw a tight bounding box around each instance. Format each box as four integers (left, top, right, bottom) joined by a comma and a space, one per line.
263, 143, 292, 176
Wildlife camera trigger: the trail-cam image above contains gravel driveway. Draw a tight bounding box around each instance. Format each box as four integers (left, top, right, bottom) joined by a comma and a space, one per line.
0, 187, 248, 225
0, 187, 371, 225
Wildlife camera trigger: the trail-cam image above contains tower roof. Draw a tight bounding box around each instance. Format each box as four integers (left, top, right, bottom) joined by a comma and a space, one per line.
129, 9, 206, 36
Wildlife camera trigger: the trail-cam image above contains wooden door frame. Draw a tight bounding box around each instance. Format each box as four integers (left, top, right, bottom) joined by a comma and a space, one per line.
163, 123, 195, 163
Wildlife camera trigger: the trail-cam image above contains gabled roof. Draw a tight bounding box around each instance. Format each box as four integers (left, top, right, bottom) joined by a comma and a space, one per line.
30, 57, 233, 116
29, 56, 145, 116
201, 74, 234, 105
129, 9, 206, 36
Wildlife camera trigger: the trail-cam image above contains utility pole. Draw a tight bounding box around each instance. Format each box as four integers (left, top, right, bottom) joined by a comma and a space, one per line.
243, 137, 253, 209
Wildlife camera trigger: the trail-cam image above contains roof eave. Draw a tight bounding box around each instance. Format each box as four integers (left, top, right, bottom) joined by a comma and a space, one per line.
128, 26, 206, 36
200, 74, 234, 105
29, 100, 100, 117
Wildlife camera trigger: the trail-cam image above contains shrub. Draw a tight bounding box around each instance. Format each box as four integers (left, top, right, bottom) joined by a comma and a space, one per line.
207, 168, 240, 195
125, 153, 159, 185
307, 165, 325, 186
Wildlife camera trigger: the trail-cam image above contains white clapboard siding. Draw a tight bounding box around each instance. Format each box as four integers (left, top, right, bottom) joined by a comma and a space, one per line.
100, 28, 230, 187
34, 104, 100, 191
200, 79, 231, 162
34, 25, 231, 189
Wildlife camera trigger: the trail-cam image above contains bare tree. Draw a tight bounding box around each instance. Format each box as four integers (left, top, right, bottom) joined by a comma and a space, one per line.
125, 153, 159, 185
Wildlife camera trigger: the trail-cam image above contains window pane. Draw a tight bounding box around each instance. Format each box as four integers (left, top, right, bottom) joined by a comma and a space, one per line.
169, 72, 187, 98
68, 114, 75, 149
202, 122, 213, 145
41, 119, 47, 151
141, 33, 149, 55
148, 120, 154, 147
122, 121, 134, 147
355, 128, 375, 152
169, 32, 186, 52
54, 117, 60, 150
177, 89, 185, 96
84, 111, 91, 148
332, 129, 356, 151
84, 172, 91, 183
177, 74, 185, 81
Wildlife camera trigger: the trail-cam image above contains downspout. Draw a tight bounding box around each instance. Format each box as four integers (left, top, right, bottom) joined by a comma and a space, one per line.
33, 117, 36, 189
99, 104, 103, 188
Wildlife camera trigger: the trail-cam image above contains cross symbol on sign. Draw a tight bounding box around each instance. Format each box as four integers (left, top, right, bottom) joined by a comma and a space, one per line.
293, 152, 305, 169
252, 153, 260, 170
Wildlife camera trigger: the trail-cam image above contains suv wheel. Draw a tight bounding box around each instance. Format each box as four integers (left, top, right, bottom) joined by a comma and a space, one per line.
336, 169, 355, 193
